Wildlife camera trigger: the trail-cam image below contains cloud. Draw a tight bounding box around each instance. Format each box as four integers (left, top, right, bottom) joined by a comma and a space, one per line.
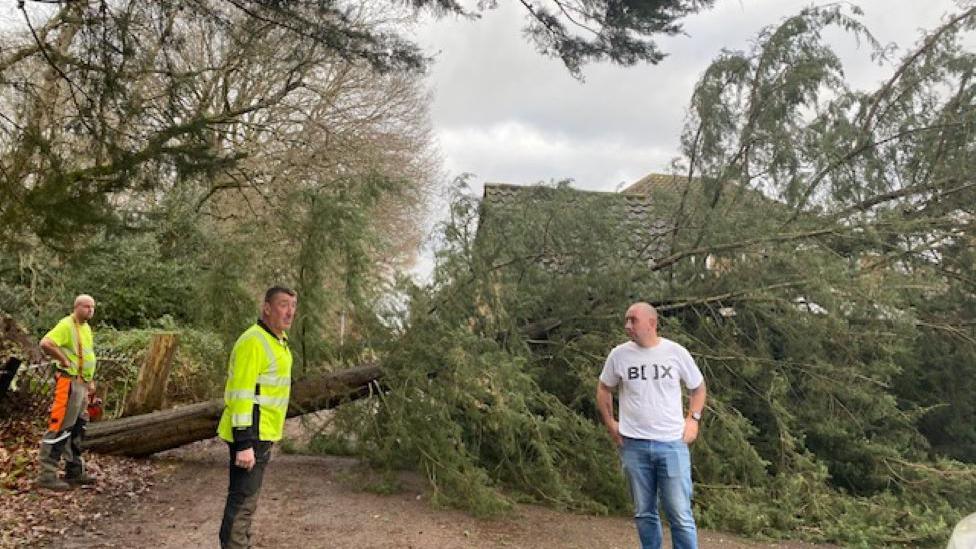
416, 0, 960, 193
409, 0, 963, 279
436, 121, 675, 192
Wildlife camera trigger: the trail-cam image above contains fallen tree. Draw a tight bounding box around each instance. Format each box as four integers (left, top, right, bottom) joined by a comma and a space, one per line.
82, 364, 381, 457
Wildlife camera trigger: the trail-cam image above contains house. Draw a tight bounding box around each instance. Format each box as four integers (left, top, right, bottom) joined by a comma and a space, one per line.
475, 174, 798, 323
479, 182, 672, 270
472, 181, 677, 337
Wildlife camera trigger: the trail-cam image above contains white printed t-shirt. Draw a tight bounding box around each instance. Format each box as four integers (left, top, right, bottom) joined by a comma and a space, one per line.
599, 338, 704, 442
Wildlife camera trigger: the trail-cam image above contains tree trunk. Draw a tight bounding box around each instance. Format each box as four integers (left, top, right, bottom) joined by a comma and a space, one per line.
82, 364, 382, 457
0, 313, 45, 400
122, 332, 179, 417
0, 357, 20, 398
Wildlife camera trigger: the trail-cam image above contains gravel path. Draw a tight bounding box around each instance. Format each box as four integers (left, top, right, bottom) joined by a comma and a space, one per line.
52, 437, 833, 549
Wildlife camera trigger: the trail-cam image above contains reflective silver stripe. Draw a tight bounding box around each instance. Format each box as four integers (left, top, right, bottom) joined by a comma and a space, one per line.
225, 390, 255, 401
42, 431, 72, 444
231, 413, 252, 426
68, 320, 79, 357
236, 332, 279, 376
68, 321, 83, 365
60, 343, 79, 369
255, 396, 289, 408
254, 333, 278, 376
63, 320, 95, 371
257, 375, 290, 387
227, 348, 237, 380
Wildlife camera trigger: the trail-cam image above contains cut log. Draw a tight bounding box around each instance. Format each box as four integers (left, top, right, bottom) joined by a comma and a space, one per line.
122, 332, 179, 416
82, 364, 382, 457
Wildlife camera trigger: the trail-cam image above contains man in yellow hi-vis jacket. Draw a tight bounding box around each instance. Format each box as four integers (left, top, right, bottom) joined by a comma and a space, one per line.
218, 286, 297, 549
37, 294, 98, 491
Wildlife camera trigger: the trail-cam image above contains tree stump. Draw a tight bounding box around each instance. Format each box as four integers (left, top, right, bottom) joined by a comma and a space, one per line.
122, 332, 179, 417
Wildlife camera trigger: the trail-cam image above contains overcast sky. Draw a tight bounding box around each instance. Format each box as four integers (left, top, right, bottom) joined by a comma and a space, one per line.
414, 0, 963, 197
0, 1, 963, 278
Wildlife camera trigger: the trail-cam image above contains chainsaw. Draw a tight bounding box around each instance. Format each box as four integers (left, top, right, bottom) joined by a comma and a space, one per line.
87, 393, 104, 422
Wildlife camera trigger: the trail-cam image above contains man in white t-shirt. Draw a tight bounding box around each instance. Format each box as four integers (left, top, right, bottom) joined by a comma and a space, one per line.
597, 302, 707, 549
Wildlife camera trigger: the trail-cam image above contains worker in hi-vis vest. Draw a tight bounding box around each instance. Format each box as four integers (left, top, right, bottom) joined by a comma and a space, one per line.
37, 294, 98, 491
217, 286, 297, 549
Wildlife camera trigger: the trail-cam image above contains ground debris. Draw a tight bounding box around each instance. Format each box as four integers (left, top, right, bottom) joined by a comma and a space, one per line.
1, 413, 158, 548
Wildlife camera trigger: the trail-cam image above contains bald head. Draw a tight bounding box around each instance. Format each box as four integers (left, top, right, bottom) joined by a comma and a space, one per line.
73, 294, 96, 323
624, 302, 659, 347
629, 302, 657, 320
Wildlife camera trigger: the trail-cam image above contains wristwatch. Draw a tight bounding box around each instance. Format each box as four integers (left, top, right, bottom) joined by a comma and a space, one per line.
690, 411, 702, 422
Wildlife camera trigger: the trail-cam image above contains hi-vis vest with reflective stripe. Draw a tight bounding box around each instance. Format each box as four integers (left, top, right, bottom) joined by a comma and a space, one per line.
50, 315, 97, 381
217, 324, 292, 443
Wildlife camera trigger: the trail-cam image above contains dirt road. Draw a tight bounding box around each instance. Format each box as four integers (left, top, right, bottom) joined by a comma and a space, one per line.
51, 436, 829, 549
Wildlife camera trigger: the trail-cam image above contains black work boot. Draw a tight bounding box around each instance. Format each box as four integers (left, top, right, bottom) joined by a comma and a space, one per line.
65, 472, 96, 486
37, 472, 70, 492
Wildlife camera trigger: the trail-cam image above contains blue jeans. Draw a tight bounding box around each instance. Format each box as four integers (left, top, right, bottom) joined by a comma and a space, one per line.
619, 437, 698, 549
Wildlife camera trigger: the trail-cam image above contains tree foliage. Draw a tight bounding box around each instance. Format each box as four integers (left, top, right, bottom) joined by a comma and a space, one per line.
325, 6, 976, 547
3, 2, 973, 545
675, 2, 976, 470
0, 0, 712, 251
0, 1, 436, 356
0, 0, 710, 380
439, 0, 716, 77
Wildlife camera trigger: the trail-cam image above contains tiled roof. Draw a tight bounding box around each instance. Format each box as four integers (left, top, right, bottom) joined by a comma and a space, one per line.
624, 172, 700, 195
481, 183, 671, 268
626, 172, 779, 209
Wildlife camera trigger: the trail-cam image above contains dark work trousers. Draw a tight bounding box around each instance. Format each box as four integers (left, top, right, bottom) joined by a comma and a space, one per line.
219, 440, 273, 549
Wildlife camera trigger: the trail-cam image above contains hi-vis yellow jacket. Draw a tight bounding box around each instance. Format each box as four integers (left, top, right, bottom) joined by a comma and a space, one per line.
44, 315, 96, 381
217, 323, 292, 444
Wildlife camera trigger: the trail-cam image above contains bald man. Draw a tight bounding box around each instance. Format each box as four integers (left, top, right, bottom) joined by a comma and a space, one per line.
597, 302, 707, 549
37, 294, 98, 491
